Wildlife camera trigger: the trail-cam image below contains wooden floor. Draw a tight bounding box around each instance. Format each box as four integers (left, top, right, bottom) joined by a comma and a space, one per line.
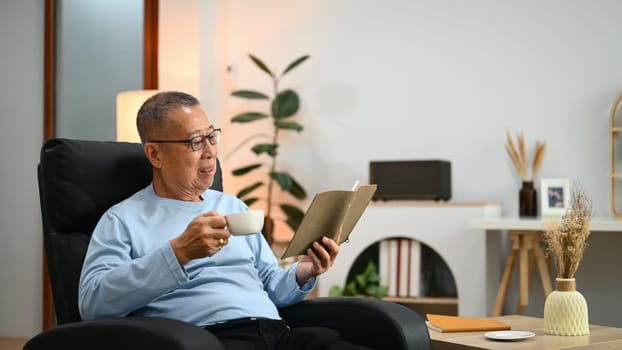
0, 337, 28, 350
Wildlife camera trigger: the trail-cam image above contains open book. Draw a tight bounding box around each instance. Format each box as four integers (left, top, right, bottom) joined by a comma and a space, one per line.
281, 184, 377, 259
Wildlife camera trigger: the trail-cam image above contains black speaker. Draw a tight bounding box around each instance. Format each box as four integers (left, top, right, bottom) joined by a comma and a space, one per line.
369, 160, 451, 201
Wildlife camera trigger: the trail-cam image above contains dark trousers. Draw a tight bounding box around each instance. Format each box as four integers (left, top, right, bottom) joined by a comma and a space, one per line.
205, 318, 372, 350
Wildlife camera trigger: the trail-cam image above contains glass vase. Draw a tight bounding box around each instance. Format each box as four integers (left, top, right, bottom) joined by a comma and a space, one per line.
543, 278, 589, 335
519, 181, 538, 217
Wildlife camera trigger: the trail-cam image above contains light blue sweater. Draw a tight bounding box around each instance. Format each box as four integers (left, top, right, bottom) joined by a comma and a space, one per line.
78, 184, 314, 326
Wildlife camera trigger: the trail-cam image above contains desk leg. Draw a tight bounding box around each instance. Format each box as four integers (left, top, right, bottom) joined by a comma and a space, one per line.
533, 239, 553, 296
492, 236, 519, 316
517, 242, 537, 314
516, 232, 553, 314
518, 233, 530, 313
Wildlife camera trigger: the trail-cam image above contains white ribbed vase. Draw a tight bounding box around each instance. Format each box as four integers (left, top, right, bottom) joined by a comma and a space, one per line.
543, 278, 589, 335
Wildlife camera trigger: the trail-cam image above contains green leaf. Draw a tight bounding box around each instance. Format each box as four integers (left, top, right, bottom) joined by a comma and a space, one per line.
249, 54, 274, 78
366, 285, 379, 297
367, 285, 386, 298
281, 204, 305, 230
280, 204, 304, 218
355, 274, 367, 289
284, 217, 301, 232
231, 112, 269, 123
282, 55, 310, 76
232, 163, 262, 176
237, 181, 263, 198
367, 270, 380, 283
251, 144, 278, 156
287, 176, 307, 200
244, 197, 259, 207
364, 261, 380, 281
274, 120, 304, 132
272, 90, 299, 119
365, 261, 377, 275
329, 285, 343, 297
345, 280, 358, 296
231, 90, 270, 99
270, 171, 293, 191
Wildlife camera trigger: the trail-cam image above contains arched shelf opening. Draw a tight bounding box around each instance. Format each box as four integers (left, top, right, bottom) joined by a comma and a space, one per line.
339, 237, 458, 316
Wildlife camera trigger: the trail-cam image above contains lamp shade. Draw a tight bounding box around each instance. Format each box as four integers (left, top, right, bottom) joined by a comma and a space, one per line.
116, 90, 158, 142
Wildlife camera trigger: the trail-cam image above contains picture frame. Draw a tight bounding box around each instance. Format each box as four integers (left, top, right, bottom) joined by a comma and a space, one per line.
540, 178, 572, 217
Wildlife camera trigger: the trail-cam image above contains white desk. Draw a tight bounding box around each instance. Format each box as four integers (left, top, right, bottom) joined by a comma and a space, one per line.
471, 217, 622, 232
470, 217, 622, 317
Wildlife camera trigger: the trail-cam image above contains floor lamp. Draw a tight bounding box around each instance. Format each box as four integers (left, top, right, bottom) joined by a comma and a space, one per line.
116, 90, 159, 142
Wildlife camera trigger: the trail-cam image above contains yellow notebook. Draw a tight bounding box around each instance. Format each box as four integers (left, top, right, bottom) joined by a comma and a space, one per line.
426, 314, 511, 333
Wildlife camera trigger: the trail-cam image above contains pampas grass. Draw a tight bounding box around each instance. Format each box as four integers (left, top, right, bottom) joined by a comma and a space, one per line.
505, 130, 546, 182
543, 185, 593, 279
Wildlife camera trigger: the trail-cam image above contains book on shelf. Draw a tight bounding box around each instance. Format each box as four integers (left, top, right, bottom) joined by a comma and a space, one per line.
281, 183, 377, 259
408, 239, 421, 297
398, 239, 409, 297
380, 238, 421, 298
425, 314, 511, 333
379, 239, 394, 296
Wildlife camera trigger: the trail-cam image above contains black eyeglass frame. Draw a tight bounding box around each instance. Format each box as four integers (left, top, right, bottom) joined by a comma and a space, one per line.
148, 128, 222, 151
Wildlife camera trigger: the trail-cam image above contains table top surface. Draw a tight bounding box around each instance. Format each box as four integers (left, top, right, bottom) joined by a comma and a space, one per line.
428, 315, 622, 350
470, 217, 622, 232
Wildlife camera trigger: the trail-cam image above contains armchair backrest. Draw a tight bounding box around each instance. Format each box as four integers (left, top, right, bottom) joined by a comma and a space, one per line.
37, 138, 222, 325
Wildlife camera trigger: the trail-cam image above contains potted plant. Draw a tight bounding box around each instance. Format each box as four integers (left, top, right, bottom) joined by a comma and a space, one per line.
229, 54, 310, 245
329, 261, 388, 299
542, 185, 592, 335
505, 130, 546, 217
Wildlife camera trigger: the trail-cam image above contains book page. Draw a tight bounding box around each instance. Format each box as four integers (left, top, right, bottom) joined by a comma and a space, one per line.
281, 184, 377, 259
339, 185, 377, 243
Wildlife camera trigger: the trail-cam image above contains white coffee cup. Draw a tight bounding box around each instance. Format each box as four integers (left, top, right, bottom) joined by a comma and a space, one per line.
226, 210, 264, 235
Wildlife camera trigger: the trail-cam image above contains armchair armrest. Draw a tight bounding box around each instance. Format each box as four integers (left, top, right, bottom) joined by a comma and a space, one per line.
279, 297, 431, 350
24, 317, 224, 350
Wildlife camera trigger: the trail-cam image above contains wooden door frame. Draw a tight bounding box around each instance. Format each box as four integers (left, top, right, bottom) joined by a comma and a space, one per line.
42, 0, 158, 329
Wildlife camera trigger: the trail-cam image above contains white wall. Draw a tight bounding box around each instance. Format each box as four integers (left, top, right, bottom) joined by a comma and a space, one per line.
216, 0, 620, 218
0, 0, 43, 337
161, 0, 622, 326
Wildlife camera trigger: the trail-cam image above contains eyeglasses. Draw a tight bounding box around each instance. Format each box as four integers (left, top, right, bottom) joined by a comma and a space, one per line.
148, 128, 221, 152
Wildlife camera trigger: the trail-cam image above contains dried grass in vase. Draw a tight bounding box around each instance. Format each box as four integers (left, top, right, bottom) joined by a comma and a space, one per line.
505, 130, 546, 182
543, 185, 593, 279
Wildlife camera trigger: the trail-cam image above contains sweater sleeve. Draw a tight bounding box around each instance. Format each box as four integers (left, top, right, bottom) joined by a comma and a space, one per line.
78, 211, 188, 320
250, 233, 316, 307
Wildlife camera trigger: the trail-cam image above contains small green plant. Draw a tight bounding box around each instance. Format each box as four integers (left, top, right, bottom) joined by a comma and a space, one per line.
229, 54, 310, 245
329, 261, 388, 298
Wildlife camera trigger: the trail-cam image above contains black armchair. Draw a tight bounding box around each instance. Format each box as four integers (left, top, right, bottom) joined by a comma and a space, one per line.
25, 138, 431, 350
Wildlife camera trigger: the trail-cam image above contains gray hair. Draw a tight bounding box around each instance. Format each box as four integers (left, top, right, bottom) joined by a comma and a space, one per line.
136, 91, 200, 143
